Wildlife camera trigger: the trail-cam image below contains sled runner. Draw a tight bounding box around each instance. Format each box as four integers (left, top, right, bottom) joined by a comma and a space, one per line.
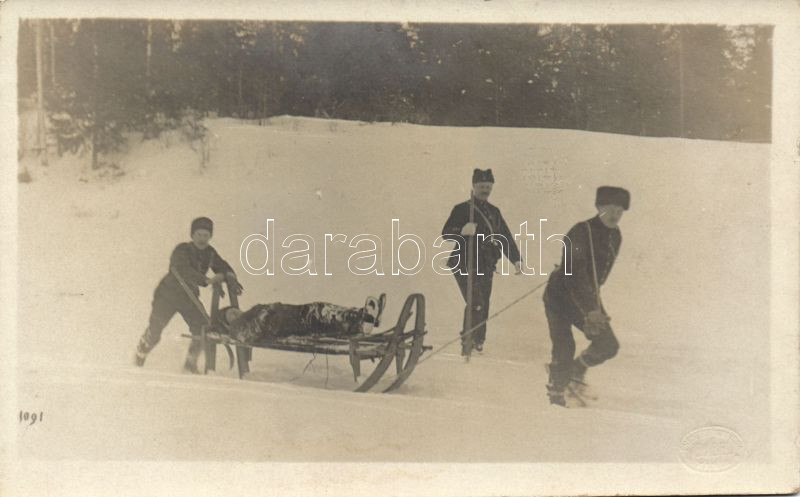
179, 273, 430, 393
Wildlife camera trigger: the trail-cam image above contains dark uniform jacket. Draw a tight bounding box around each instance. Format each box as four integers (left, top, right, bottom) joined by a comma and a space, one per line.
545, 215, 621, 317
155, 242, 235, 300
441, 198, 521, 273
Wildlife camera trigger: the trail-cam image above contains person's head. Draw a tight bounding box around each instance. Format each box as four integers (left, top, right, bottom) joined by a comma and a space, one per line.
222, 307, 243, 325
217, 306, 243, 332
472, 168, 495, 201
190, 217, 214, 249
595, 186, 630, 229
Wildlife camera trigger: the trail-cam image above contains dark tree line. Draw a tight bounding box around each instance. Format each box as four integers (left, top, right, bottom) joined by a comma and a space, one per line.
17, 20, 772, 169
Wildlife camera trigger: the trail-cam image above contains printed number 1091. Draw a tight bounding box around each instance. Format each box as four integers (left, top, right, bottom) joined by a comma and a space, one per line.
20, 411, 43, 425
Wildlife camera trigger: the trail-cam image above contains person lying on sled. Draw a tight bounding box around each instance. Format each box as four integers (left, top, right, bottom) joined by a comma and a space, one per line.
215, 294, 386, 345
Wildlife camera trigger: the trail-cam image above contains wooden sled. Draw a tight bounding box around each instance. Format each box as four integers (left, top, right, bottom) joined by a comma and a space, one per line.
180, 273, 430, 393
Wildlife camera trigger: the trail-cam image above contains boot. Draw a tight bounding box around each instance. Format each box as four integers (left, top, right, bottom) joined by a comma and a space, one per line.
569, 357, 591, 397
184, 339, 203, 374
460, 331, 474, 357
546, 362, 571, 407
374, 293, 386, 327
134, 335, 150, 367
134, 350, 147, 367
571, 357, 588, 381
183, 358, 199, 374
548, 393, 567, 407
362, 293, 387, 332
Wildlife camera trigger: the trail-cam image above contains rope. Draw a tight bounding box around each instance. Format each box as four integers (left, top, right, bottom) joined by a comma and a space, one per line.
287, 352, 318, 382
288, 350, 331, 388
283, 277, 549, 384
585, 221, 602, 310
414, 279, 549, 368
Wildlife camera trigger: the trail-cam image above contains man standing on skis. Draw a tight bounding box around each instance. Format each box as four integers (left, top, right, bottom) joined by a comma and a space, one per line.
134, 217, 243, 372
542, 186, 629, 406
441, 168, 523, 355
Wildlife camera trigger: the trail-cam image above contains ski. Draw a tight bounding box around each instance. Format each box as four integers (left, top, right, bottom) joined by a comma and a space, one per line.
565, 383, 589, 407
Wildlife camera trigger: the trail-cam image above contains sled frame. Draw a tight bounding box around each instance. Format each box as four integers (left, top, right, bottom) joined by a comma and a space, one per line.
194, 276, 429, 393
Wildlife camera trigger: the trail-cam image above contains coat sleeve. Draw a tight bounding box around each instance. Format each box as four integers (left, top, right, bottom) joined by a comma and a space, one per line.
496, 209, 521, 264
441, 205, 464, 241
170, 244, 209, 287
210, 246, 235, 275
562, 223, 599, 316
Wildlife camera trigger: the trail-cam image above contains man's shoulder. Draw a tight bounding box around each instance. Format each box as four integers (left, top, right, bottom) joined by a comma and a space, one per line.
564, 219, 592, 238
173, 242, 218, 255
484, 201, 502, 213
583, 216, 603, 229
447, 201, 470, 216
199, 244, 221, 257
451, 200, 502, 211
173, 242, 193, 252
570, 219, 592, 230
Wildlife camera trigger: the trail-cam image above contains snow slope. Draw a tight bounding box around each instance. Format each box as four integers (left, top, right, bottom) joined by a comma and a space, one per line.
15, 116, 770, 465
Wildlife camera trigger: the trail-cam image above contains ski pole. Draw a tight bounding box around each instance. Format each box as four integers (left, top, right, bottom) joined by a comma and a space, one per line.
463, 194, 476, 360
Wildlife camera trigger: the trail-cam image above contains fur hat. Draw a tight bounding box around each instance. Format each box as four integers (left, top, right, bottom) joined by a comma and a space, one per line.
472, 168, 495, 184
191, 216, 214, 236
595, 186, 630, 210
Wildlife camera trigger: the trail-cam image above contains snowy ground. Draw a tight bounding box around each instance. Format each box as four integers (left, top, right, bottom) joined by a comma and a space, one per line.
15, 116, 770, 463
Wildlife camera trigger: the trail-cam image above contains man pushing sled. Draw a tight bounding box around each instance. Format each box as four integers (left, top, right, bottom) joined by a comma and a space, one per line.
134, 217, 243, 373
134, 217, 388, 370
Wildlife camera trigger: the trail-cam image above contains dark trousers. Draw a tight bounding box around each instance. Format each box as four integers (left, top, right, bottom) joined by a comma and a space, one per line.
453, 270, 494, 345
137, 289, 207, 359
543, 291, 619, 392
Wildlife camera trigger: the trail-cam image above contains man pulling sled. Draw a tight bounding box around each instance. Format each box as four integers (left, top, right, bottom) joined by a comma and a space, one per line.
543, 186, 630, 407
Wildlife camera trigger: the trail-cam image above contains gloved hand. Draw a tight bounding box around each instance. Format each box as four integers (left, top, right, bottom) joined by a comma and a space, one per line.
513, 261, 523, 275
219, 272, 244, 298
461, 222, 477, 236
584, 309, 610, 337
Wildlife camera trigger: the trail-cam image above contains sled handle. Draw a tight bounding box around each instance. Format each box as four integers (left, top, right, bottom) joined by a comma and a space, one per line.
222, 273, 251, 376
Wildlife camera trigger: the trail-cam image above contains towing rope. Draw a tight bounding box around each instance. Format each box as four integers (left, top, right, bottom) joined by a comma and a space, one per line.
285, 278, 548, 388
290, 350, 331, 388
290, 352, 318, 380
289, 277, 550, 384
413, 279, 549, 368
198, 273, 549, 384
